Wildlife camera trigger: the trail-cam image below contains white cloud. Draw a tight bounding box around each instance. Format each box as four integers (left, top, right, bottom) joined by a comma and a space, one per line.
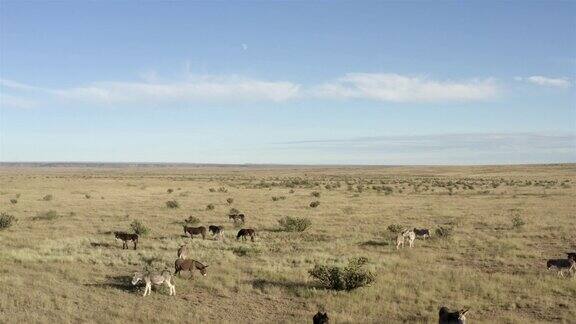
0, 78, 43, 92
515, 76, 571, 88
0, 94, 37, 109
311, 73, 498, 103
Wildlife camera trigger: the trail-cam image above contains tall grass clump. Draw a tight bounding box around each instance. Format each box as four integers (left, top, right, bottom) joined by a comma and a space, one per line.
0, 212, 17, 230
309, 257, 375, 291
130, 220, 150, 236
278, 216, 311, 232
165, 200, 180, 209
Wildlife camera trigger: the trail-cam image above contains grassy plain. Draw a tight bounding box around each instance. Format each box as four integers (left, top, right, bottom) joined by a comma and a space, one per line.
0, 164, 575, 323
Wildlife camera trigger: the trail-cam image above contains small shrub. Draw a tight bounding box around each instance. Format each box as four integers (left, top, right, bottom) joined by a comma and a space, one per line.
272, 196, 286, 201
209, 188, 216, 193
226, 198, 234, 205
184, 216, 200, 225
42, 194, 54, 201
33, 210, 59, 221
0, 212, 16, 229
84, 194, 91, 199
10, 199, 17, 204
289, 189, 295, 194
387, 224, 404, 234
229, 207, 241, 215
217, 187, 228, 193
167, 188, 174, 194
165, 200, 180, 209
511, 216, 526, 230
309, 257, 375, 291
206, 203, 215, 211
232, 246, 261, 257
130, 220, 150, 236
309, 201, 320, 208
278, 216, 311, 232
435, 226, 454, 239
311, 191, 321, 198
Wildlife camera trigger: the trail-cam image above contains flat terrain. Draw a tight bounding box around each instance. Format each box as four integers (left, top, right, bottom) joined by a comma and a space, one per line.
0, 164, 575, 323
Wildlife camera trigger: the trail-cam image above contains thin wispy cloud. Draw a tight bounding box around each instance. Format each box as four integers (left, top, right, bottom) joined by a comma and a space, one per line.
311, 73, 498, 103
515, 76, 572, 88
0, 94, 37, 109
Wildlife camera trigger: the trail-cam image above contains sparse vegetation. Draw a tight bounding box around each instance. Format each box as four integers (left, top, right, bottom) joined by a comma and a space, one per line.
435, 226, 454, 239
278, 216, 311, 232
167, 188, 174, 194
387, 224, 404, 234
10, 199, 17, 204
33, 210, 59, 221
226, 197, 234, 205
206, 203, 215, 210
309, 201, 320, 208
184, 216, 200, 225
511, 215, 526, 230
42, 194, 54, 201
311, 191, 321, 198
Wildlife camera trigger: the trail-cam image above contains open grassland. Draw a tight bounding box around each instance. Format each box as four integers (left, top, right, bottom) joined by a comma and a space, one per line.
0, 164, 575, 323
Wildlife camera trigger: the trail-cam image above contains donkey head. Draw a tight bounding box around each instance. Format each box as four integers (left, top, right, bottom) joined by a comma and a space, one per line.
313, 312, 329, 324
199, 264, 209, 276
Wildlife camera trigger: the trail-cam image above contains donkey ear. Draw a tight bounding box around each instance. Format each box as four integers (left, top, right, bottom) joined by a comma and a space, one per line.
204, 265, 209, 268
460, 308, 470, 316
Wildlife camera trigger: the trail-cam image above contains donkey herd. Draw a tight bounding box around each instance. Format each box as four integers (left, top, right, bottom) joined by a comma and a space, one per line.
110, 209, 575, 323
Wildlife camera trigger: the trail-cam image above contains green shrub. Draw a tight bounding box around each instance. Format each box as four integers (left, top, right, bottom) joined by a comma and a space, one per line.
167, 188, 174, 194
42, 194, 54, 201
309, 257, 375, 291
33, 210, 59, 221
206, 203, 215, 211
511, 216, 526, 229
130, 220, 150, 236
309, 201, 320, 208
278, 216, 311, 232
217, 187, 228, 193
84, 194, 91, 199
311, 191, 321, 198
0, 212, 17, 229
165, 200, 179, 209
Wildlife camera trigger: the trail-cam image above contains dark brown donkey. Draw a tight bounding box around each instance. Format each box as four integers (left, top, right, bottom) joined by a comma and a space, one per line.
183, 226, 207, 239
114, 231, 138, 250
236, 228, 256, 242
174, 258, 209, 278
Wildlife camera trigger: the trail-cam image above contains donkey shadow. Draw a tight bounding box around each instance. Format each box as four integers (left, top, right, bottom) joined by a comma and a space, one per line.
359, 240, 390, 247
251, 278, 317, 293
84, 275, 139, 293
90, 242, 113, 248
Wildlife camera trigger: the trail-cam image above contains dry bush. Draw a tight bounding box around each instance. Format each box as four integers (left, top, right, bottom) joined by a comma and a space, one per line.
206, 203, 215, 211
226, 197, 234, 205
311, 191, 321, 198
165, 200, 179, 209
167, 188, 174, 194
130, 220, 149, 236
387, 224, 404, 234
10, 199, 17, 204
309, 201, 320, 208
185, 216, 200, 225
435, 226, 454, 239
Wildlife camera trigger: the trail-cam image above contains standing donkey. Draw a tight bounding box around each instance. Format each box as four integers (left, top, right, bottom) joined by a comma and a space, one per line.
131, 270, 176, 297
396, 229, 416, 250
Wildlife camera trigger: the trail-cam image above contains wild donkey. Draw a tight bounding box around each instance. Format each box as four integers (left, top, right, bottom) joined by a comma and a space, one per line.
174, 258, 209, 278
114, 231, 138, 250
439, 307, 469, 324
413, 228, 431, 239
396, 229, 416, 249
313, 312, 329, 324
131, 270, 175, 297
208, 225, 224, 239
177, 245, 188, 259
229, 213, 245, 224
183, 225, 207, 239
237, 228, 256, 242
547, 257, 576, 277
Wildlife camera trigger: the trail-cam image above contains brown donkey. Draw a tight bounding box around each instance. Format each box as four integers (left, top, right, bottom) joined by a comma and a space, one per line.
174, 258, 209, 278
114, 231, 138, 250
183, 226, 207, 239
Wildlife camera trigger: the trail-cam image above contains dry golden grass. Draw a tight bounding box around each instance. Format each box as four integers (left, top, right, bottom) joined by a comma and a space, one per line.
0, 164, 575, 323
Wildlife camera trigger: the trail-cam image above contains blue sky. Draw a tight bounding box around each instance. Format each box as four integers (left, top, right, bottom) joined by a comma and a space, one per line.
0, 1, 574, 164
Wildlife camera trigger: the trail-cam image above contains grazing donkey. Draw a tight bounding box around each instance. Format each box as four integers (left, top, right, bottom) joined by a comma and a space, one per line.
413, 228, 431, 239
183, 225, 207, 239
208, 225, 224, 239
114, 231, 138, 250
237, 228, 256, 242
396, 230, 416, 249
439, 307, 469, 324
229, 213, 245, 223
177, 245, 188, 259
174, 258, 209, 277
131, 270, 175, 297
313, 311, 329, 324
547, 257, 576, 277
